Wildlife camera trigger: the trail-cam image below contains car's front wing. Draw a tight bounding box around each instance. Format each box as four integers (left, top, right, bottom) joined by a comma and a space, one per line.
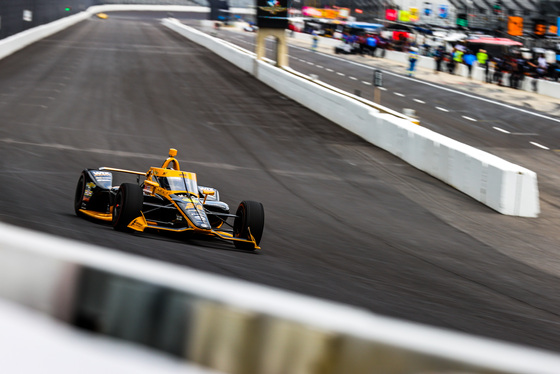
127, 214, 260, 249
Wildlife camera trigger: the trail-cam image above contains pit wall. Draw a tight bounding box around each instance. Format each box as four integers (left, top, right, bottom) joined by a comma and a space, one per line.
2, 222, 560, 374
162, 18, 540, 218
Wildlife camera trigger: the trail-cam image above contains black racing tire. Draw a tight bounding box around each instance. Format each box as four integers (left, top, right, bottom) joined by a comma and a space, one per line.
112, 183, 143, 232
233, 200, 264, 250
74, 174, 86, 217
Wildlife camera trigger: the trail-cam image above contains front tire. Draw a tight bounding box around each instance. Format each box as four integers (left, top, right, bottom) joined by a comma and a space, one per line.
233, 200, 264, 250
112, 183, 143, 232
74, 174, 86, 217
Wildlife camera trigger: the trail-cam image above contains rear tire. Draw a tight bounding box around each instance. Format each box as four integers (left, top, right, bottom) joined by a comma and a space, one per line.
112, 183, 143, 232
233, 200, 264, 250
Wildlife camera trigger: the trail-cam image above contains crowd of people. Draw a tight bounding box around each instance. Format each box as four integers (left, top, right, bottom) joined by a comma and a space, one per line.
333, 30, 560, 91
429, 45, 559, 90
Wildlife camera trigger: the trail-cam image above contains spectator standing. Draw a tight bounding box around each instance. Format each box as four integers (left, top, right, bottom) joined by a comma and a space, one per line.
407, 47, 419, 77
311, 30, 318, 52
476, 49, 490, 83
356, 33, 367, 56
549, 52, 560, 81
378, 35, 387, 58
452, 48, 464, 75
509, 56, 523, 89
366, 34, 377, 57
433, 45, 444, 73
447, 48, 457, 74
491, 56, 506, 85
537, 53, 548, 79
462, 49, 476, 78
527, 53, 548, 91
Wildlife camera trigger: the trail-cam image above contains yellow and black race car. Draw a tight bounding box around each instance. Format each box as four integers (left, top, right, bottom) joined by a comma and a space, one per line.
74, 148, 264, 250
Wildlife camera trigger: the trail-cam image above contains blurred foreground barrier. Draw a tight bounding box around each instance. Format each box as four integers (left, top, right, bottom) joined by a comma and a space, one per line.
1, 221, 560, 373
0, 299, 212, 374
162, 18, 540, 217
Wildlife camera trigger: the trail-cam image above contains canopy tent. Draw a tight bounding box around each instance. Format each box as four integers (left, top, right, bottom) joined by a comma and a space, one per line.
465, 37, 523, 57
444, 32, 467, 42
465, 37, 522, 46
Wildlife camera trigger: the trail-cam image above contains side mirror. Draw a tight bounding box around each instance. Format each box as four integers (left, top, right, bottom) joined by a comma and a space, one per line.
201, 189, 215, 203
201, 189, 215, 196
144, 180, 159, 193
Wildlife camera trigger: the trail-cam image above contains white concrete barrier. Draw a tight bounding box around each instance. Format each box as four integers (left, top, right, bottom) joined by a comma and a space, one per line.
162, 20, 540, 217
0, 12, 91, 61
163, 18, 255, 74
1, 221, 560, 373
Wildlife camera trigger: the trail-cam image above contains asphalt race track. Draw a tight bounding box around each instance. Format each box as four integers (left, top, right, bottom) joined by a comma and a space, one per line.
1, 12, 560, 353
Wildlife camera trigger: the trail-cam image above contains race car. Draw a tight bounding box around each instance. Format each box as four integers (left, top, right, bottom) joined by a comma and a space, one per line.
74, 148, 264, 250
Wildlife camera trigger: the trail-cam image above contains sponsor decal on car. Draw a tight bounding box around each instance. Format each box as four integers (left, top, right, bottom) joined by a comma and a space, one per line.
92, 171, 111, 176
83, 182, 96, 202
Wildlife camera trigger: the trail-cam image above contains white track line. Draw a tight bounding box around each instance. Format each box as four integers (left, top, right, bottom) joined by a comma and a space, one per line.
493, 127, 510, 134
530, 142, 550, 150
